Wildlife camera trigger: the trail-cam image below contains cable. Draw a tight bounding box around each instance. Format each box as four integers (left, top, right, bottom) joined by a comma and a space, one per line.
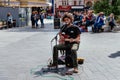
30, 65, 47, 74
30, 64, 74, 80
30, 62, 84, 80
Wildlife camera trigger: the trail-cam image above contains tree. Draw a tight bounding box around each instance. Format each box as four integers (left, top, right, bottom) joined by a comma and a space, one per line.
93, 0, 112, 16
93, 1, 101, 13
111, 0, 120, 15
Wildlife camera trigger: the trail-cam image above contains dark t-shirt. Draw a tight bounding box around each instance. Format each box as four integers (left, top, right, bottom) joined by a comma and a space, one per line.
60, 24, 81, 44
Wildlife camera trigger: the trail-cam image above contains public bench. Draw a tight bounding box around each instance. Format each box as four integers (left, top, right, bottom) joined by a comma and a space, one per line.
0, 21, 7, 30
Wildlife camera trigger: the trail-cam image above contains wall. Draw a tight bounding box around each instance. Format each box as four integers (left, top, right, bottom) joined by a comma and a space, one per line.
0, 7, 28, 27
0, 7, 19, 26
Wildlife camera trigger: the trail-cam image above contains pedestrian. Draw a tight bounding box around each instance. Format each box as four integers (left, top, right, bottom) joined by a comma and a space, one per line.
48, 13, 81, 73
31, 11, 35, 28
39, 12, 45, 28
7, 12, 13, 28
34, 11, 39, 28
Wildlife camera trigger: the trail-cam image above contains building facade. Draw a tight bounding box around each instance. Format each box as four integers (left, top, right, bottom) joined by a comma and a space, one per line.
0, 0, 51, 27
55, 0, 84, 8
0, 0, 49, 7
55, 0, 115, 12
55, 0, 85, 12
84, 0, 101, 7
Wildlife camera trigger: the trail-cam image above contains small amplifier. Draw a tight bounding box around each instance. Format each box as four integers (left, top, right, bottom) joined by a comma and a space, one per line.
77, 58, 84, 64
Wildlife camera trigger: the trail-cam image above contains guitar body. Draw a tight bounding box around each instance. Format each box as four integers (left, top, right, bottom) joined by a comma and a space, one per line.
59, 33, 69, 44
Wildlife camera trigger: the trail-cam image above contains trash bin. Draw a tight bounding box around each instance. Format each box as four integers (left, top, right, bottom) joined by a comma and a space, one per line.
54, 18, 60, 29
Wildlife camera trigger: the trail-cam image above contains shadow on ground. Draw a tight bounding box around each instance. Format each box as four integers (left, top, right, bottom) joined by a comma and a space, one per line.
108, 51, 120, 58
31, 66, 75, 80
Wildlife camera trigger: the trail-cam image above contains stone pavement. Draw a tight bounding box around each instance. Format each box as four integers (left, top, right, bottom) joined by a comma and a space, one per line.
0, 19, 120, 80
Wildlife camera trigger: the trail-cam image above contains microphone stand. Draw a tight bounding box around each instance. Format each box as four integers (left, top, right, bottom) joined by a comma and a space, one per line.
51, 32, 59, 45
51, 24, 67, 45
50, 24, 67, 70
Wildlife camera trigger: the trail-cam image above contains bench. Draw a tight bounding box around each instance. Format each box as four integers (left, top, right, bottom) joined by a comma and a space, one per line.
0, 21, 7, 30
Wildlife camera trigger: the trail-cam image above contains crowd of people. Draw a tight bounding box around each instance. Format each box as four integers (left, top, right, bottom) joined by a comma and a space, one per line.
31, 11, 45, 28
54, 10, 117, 33
72, 10, 116, 33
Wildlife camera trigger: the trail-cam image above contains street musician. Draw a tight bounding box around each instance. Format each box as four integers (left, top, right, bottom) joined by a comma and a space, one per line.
49, 13, 81, 73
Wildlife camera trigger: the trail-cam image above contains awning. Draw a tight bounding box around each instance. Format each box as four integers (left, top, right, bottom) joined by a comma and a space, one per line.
26, 2, 49, 7
9, 1, 20, 7
0, 0, 49, 7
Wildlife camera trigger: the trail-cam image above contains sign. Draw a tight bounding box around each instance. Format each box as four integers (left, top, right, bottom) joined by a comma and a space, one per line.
58, 5, 71, 11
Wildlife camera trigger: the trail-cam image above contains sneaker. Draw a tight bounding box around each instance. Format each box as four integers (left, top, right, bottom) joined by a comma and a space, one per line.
73, 68, 78, 73
65, 71, 73, 75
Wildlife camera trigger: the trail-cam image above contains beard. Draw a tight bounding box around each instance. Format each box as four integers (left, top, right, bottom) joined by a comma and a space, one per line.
65, 22, 71, 26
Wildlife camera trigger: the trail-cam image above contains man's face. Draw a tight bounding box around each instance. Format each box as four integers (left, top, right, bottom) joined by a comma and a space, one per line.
88, 12, 92, 16
63, 18, 71, 25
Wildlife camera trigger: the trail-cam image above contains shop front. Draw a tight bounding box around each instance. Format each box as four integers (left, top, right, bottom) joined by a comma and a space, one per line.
0, 0, 50, 27
57, 5, 71, 12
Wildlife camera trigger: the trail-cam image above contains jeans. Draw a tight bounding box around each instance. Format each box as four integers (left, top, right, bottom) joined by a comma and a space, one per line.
94, 23, 104, 32
53, 43, 78, 68
35, 20, 38, 27
109, 22, 115, 30
40, 19, 44, 27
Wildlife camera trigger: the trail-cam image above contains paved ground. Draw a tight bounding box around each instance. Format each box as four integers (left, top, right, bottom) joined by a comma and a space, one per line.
0, 19, 120, 80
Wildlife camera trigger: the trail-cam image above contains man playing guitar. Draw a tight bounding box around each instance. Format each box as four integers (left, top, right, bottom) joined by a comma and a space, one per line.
49, 13, 81, 73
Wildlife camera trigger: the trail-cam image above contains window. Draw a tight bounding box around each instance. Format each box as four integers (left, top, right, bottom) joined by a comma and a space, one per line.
67, 0, 69, 5
79, 0, 81, 5
62, 0, 66, 5
74, 0, 76, 5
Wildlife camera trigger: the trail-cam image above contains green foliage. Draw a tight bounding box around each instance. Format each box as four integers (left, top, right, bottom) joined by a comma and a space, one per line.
93, 0, 120, 16
93, 1, 101, 13
118, 0, 120, 5
116, 16, 120, 24
112, 0, 120, 18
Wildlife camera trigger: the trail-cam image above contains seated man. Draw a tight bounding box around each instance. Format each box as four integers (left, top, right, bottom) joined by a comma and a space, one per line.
94, 12, 105, 32
49, 13, 81, 73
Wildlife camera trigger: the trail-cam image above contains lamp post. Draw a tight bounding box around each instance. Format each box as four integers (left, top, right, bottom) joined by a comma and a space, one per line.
52, 0, 54, 14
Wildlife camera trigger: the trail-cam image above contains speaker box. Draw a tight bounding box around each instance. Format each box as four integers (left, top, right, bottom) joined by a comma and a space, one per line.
77, 58, 84, 64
